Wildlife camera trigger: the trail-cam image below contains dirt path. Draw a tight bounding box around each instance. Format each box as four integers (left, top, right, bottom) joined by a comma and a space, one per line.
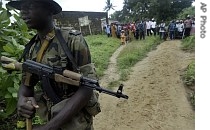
100, 45, 125, 86
94, 40, 195, 130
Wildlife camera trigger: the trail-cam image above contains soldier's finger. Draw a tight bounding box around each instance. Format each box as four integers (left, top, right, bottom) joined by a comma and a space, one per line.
28, 98, 39, 108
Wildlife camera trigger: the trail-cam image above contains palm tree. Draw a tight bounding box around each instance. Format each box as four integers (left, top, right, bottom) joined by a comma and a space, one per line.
104, 0, 116, 24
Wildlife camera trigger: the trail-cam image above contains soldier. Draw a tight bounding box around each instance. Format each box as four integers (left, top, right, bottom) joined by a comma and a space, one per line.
7, 0, 100, 130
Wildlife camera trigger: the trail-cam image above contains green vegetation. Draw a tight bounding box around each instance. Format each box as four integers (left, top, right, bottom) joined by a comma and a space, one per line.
183, 61, 195, 108
177, 6, 195, 19
0, 4, 35, 130
181, 36, 195, 52
184, 61, 195, 86
117, 37, 162, 81
108, 80, 121, 89
85, 35, 120, 77
181, 35, 195, 108
111, 0, 194, 23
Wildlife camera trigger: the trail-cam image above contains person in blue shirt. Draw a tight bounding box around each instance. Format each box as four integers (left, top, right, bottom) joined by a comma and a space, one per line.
106, 25, 111, 37
138, 21, 145, 40
168, 20, 176, 40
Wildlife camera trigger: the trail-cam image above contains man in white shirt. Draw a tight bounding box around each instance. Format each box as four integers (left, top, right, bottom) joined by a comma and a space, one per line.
151, 18, 157, 36
159, 20, 166, 39
146, 19, 151, 36
176, 20, 184, 39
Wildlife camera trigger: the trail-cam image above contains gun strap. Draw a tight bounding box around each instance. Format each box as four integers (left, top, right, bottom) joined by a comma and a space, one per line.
55, 29, 79, 72
42, 75, 62, 104
35, 29, 62, 104
36, 30, 55, 62
24, 30, 55, 86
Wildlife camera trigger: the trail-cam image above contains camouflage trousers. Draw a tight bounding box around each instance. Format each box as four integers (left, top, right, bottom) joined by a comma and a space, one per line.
36, 94, 94, 130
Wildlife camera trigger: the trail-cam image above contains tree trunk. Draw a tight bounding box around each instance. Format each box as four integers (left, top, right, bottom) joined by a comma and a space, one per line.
106, 11, 109, 25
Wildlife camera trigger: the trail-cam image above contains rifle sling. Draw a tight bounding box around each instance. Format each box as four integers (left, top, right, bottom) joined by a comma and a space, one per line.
42, 75, 62, 104
36, 30, 61, 104
36, 30, 55, 62
55, 29, 79, 72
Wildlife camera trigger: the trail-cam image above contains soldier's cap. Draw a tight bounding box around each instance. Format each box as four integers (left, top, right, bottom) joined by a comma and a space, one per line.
7, 0, 62, 15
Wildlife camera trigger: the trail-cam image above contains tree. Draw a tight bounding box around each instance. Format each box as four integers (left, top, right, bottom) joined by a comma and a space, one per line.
103, 0, 116, 24
111, 0, 194, 23
110, 11, 124, 22
177, 6, 195, 19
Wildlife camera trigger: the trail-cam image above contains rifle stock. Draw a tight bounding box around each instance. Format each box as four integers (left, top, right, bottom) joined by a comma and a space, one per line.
1, 56, 22, 70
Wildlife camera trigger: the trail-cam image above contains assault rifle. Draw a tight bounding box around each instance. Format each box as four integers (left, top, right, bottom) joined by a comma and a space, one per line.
1, 56, 129, 102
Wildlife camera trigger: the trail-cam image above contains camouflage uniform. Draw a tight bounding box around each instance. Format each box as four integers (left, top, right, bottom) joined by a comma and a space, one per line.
22, 28, 97, 130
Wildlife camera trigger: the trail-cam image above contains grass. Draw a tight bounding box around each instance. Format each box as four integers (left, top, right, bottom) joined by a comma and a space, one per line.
183, 61, 195, 108
107, 80, 121, 89
117, 37, 162, 81
181, 36, 195, 52
85, 35, 120, 77
183, 61, 195, 86
181, 36, 195, 108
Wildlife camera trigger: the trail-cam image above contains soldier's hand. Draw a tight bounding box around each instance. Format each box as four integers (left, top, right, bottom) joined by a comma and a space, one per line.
17, 96, 39, 118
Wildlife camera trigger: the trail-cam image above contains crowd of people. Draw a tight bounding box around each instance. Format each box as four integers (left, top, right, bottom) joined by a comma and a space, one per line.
104, 15, 195, 45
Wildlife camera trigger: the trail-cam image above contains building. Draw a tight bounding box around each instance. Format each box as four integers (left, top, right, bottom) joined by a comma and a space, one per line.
54, 11, 108, 36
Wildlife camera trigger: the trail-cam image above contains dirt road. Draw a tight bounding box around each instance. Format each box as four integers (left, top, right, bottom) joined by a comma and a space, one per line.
93, 40, 195, 130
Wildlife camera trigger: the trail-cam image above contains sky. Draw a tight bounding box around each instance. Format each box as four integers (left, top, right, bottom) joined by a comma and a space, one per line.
2, 0, 124, 15
2, 0, 195, 15
55, 0, 124, 14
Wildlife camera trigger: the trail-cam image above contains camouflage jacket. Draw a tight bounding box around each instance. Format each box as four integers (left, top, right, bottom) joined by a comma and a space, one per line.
22, 28, 96, 99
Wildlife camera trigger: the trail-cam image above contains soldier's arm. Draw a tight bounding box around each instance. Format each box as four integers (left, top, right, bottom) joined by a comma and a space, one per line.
18, 74, 33, 97
45, 34, 93, 129
17, 73, 39, 118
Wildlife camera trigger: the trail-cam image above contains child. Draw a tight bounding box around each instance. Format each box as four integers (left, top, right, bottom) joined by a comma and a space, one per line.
121, 30, 126, 45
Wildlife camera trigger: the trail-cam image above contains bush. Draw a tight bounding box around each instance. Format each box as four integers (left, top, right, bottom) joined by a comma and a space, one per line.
0, 4, 35, 129
181, 36, 195, 52
177, 6, 195, 19
183, 61, 195, 86
183, 61, 195, 108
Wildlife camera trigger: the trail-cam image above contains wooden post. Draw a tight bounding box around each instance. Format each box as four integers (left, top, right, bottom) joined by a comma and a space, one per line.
26, 119, 32, 130
26, 100, 32, 130
88, 23, 92, 35
79, 26, 82, 32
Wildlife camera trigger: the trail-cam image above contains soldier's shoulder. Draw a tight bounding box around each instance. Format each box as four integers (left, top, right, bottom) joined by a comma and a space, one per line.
59, 27, 82, 36
69, 29, 82, 36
